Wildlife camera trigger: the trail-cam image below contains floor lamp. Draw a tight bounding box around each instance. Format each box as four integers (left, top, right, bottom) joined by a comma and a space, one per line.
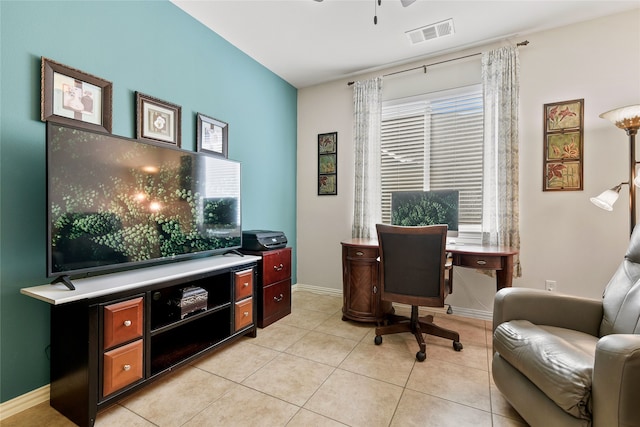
590, 105, 640, 235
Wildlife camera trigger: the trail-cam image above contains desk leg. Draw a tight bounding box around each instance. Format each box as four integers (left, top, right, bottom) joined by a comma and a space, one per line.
495, 255, 514, 291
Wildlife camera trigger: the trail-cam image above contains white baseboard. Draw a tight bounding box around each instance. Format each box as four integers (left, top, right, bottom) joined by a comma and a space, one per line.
447, 306, 493, 321
0, 384, 49, 421
293, 283, 492, 321
292, 283, 342, 297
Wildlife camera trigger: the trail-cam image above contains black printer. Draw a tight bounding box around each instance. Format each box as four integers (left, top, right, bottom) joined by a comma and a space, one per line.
241, 230, 287, 251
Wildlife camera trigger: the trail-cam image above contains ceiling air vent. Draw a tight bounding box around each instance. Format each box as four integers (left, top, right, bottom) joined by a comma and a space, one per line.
406, 18, 455, 45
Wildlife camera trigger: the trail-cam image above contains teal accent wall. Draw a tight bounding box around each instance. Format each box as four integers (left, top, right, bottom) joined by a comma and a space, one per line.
0, 0, 297, 403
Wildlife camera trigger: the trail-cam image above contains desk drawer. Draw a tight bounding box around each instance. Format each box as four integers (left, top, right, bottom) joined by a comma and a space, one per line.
235, 298, 253, 331
454, 253, 502, 270
103, 340, 143, 396
235, 269, 254, 301
345, 246, 378, 260
103, 297, 143, 350
262, 248, 291, 284
261, 279, 291, 327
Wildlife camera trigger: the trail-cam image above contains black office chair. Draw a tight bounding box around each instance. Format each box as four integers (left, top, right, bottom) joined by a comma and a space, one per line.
374, 223, 463, 361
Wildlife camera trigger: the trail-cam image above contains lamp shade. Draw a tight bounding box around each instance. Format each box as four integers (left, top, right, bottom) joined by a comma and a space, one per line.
590, 186, 622, 211
599, 105, 640, 130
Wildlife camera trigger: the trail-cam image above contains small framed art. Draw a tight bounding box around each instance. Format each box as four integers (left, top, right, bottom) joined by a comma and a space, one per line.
136, 92, 182, 147
41, 57, 113, 133
318, 132, 337, 195
196, 113, 228, 158
543, 99, 584, 191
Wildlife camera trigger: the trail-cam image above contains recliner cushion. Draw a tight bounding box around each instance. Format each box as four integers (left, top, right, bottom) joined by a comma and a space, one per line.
600, 275, 640, 336
600, 226, 640, 336
494, 319, 598, 420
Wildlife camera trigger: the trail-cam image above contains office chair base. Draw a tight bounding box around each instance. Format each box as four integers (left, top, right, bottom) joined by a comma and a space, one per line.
374, 306, 462, 361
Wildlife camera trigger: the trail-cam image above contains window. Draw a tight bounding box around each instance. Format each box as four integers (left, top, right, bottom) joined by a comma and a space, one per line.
381, 85, 484, 243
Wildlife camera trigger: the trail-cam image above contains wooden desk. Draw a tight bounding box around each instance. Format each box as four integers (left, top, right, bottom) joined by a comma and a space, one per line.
447, 244, 518, 290
341, 238, 518, 323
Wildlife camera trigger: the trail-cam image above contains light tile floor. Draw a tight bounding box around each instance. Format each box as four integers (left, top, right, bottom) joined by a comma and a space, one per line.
3, 290, 527, 427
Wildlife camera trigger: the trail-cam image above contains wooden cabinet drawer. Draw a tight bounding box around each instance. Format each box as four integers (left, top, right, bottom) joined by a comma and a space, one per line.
261, 279, 291, 328
235, 298, 253, 331
235, 269, 254, 301
345, 246, 378, 260
453, 253, 502, 270
104, 297, 143, 349
103, 340, 143, 396
262, 248, 291, 284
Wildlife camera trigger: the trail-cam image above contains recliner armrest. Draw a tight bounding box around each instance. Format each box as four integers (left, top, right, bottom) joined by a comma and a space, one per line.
493, 288, 602, 336
593, 334, 640, 427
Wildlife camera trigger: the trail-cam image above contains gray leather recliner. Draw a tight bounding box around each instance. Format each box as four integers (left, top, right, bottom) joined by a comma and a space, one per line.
492, 227, 640, 427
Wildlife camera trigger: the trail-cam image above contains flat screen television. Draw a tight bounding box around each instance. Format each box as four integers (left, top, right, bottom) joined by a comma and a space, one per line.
47, 122, 242, 282
391, 190, 459, 237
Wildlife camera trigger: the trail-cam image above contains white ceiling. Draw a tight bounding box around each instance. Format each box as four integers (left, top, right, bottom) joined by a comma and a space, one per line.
172, 0, 639, 88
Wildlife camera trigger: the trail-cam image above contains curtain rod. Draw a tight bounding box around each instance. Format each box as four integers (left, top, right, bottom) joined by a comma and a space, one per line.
347, 40, 529, 86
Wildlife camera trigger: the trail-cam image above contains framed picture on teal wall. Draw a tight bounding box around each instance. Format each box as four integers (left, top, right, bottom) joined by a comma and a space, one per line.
136, 92, 182, 147
197, 113, 228, 158
41, 57, 113, 133
318, 132, 337, 195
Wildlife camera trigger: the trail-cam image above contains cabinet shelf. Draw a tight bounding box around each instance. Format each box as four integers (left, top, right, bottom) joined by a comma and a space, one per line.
150, 273, 232, 331
150, 302, 232, 336
150, 308, 232, 375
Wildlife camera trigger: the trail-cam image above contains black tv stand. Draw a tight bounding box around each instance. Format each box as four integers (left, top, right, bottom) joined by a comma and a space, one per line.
51, 275, 75, 290
22, 256, 259, 427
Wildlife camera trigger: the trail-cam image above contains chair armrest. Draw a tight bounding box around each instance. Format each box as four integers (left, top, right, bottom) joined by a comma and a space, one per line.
593, 334, 640, 427
493, 288, 602, 336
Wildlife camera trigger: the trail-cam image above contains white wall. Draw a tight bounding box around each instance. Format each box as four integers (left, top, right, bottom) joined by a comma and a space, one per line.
297, 10, 640, 314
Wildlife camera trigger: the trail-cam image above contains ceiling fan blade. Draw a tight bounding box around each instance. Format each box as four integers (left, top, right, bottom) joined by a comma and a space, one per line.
400, 0, 416, 6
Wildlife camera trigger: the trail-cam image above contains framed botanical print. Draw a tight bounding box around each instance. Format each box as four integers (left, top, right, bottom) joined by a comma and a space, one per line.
136, 92, 182, 147
318, 132, 337, 195
543, 99, 584, 191
318, 174, 337, 196
41, 57, 113, 133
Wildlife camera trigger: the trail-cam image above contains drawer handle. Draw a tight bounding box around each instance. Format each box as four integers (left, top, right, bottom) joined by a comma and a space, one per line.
356, 251, 364, 256
243, 282, 249, 288
243, 311, 249, 317
273, 263, 284, 271
476, 260, 487, 265
123, 364, 131, 371
274, 293, 284, 302
123, 320, 132, 327
373, 286, 377, 294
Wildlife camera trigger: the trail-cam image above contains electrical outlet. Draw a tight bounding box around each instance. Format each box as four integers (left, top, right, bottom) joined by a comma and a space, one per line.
545, 280, 557, 292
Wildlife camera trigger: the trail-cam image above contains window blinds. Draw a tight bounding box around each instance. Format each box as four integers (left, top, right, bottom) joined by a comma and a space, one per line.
381, 86, 483, 227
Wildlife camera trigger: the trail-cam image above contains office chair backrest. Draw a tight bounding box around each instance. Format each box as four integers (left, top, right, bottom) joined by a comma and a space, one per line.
376, 223, 447, 307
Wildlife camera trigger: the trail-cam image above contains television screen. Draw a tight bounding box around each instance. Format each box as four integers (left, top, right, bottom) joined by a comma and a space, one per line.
391, 190, 459, 236
47, 123, 241, 278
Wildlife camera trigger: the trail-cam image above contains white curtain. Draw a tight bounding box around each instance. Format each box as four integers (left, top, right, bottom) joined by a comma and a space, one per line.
352, 77, 383, 239
482, 46, 522, 277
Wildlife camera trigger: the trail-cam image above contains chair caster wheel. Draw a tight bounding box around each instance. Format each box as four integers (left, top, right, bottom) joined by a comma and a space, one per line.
374, 335, 382, 345
453, 341, 463, 351
416, 351, 426, 362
